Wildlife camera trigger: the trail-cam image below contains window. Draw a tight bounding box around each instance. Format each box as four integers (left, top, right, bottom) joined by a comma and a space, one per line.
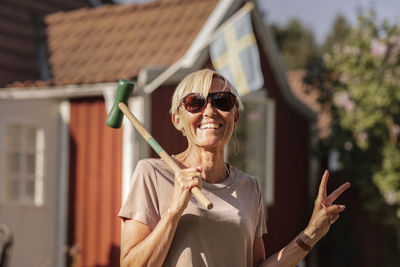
2, 123, 45, 206
227, 92, 275, 206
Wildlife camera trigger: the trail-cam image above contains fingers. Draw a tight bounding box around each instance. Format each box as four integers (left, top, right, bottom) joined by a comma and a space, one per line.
317, 170, 329, 199
329, 213, 340, 224
317, 205, 344, 227
171, 167, 203, 213
317, 170, 351, 207
327, 182, 351, 204
175, 166, 202, 190
325, 205, 344, 225
185, 176, 202, 190
326, 204, 346, 214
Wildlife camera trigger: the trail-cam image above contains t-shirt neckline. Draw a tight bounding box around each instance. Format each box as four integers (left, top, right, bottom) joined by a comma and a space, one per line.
201, 163, 235, 190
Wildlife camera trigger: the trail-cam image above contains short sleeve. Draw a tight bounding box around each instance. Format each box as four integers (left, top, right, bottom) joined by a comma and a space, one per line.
118, 159, 161, 229
255, 180, 268, 237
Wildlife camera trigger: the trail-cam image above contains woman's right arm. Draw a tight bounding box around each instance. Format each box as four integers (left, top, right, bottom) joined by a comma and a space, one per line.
120, 166, 202, 267
120, 208, 181, 267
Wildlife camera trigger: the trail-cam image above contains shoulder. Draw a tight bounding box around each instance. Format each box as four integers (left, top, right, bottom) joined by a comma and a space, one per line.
230, 165, 262, 191
136, 158, 168, 171
134, 158, 173, 181
231, 165, 259, 184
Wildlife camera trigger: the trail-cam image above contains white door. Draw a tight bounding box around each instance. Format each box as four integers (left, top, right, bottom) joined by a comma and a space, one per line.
0, 99, 61, 267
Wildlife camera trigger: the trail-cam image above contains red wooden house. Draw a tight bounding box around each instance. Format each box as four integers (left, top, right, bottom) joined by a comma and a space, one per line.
0, 0, 318, 266
0, 1, 105, 267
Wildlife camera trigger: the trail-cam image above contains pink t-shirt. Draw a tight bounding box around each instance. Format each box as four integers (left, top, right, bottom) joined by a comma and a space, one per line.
119, 158, 267, 267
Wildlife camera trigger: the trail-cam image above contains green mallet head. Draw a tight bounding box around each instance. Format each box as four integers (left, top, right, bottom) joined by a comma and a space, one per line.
106, 79, 135, 128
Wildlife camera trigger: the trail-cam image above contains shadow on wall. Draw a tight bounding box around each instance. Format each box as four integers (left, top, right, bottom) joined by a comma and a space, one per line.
67, 136, 77, 267
95, 245, 120, 267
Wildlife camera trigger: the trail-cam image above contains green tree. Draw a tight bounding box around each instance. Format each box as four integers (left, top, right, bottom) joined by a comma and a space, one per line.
270, 19, 319, 70
322, 14, 351, 54
305, 14, 351, 87
308, 10, 400, 258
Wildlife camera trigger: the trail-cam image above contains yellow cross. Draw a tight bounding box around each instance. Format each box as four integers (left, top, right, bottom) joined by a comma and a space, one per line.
212, 25, 257, 95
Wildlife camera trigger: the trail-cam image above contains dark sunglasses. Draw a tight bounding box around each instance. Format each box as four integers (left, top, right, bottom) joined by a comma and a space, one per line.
181, 92, 237, 113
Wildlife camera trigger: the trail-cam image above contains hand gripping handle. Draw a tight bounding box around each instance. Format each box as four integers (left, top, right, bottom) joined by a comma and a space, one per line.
118, 102, 213, 210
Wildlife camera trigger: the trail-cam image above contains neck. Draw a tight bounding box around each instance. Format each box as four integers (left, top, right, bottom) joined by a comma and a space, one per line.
175, 145, 228, 183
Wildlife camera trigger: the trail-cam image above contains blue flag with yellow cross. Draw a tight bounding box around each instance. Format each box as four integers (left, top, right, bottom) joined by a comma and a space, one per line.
210, 10, 264, 96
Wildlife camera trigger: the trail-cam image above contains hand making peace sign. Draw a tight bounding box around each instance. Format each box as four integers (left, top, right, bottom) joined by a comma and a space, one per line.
303, 170, 351, 247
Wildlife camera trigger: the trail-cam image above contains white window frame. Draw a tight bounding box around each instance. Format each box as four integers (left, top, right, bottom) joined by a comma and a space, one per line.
226, 90, 276, 206
1, 121, 46, 206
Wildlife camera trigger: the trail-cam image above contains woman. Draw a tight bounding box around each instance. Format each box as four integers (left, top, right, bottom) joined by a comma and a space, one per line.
119, 69, 350, 267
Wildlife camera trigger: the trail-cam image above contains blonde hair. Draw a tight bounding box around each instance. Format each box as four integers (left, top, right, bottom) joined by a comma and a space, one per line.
170, 69, 243, 116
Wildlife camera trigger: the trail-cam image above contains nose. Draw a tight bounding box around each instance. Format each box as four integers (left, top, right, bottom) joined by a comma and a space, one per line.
202, 101, 217, 116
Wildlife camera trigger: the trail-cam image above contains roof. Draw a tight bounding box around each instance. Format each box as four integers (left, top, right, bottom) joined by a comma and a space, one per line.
287, 69, 331, 138
2, 0, 317, 123
36, 0, 218, 86
0, 0, 94, 88
1, 0, 317, 123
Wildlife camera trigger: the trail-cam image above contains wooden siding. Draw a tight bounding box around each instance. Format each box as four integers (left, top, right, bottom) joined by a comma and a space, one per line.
257, 38, 311, 256
151, 84, 188, 157
68, 98, 122, 267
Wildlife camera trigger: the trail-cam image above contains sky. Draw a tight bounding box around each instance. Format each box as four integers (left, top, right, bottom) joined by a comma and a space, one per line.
115, 0, 400, 44
258, 0, 400, 43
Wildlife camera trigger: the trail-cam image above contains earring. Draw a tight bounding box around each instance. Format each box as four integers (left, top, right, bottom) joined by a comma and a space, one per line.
233, 129, 240, 156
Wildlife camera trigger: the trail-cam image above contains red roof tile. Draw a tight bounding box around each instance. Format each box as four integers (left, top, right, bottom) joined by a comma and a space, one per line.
43, 0, 219, 86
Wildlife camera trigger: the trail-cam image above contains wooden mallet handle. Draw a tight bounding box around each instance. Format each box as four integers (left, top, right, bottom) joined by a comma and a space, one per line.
118, 102, 213, 210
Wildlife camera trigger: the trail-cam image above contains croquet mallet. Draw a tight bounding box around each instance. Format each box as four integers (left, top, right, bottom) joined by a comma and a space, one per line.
106, 79, 213, 210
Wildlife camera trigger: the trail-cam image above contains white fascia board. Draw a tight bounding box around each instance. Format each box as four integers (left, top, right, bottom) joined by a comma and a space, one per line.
0, 83, 116, 100
183, 0, 242, 68
250, 2, 317, 123
181, 0, 240, 67
137, 67, 195, 88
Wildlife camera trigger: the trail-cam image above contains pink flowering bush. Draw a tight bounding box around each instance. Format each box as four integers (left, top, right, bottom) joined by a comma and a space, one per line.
370, 39, 387, 58
311, 10, 400, 249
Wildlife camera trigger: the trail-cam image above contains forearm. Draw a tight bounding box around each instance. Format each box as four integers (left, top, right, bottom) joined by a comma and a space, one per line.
121, 209, 181, 267
260, 171, 350, 267
259, 231, 313, 267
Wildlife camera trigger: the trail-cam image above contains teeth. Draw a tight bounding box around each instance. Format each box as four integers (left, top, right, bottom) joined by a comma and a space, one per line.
200, 123, 220, 129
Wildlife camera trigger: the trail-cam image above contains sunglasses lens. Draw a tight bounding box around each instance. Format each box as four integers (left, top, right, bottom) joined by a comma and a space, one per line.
212, 92, 236, 111
183, 94, 206, 113
182, 92, 236, 113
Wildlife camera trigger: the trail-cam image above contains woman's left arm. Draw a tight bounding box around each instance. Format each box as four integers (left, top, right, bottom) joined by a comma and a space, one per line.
256, 170, 350, 267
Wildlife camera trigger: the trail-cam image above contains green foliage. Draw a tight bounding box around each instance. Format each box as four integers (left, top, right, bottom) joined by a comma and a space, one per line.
322, 14, 351, 54
326, 10, 400, 210
270, 19, 320, 70
307, 10, 400, 250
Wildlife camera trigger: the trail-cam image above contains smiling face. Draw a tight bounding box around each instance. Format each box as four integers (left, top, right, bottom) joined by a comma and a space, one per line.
172, 77, 239, 151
